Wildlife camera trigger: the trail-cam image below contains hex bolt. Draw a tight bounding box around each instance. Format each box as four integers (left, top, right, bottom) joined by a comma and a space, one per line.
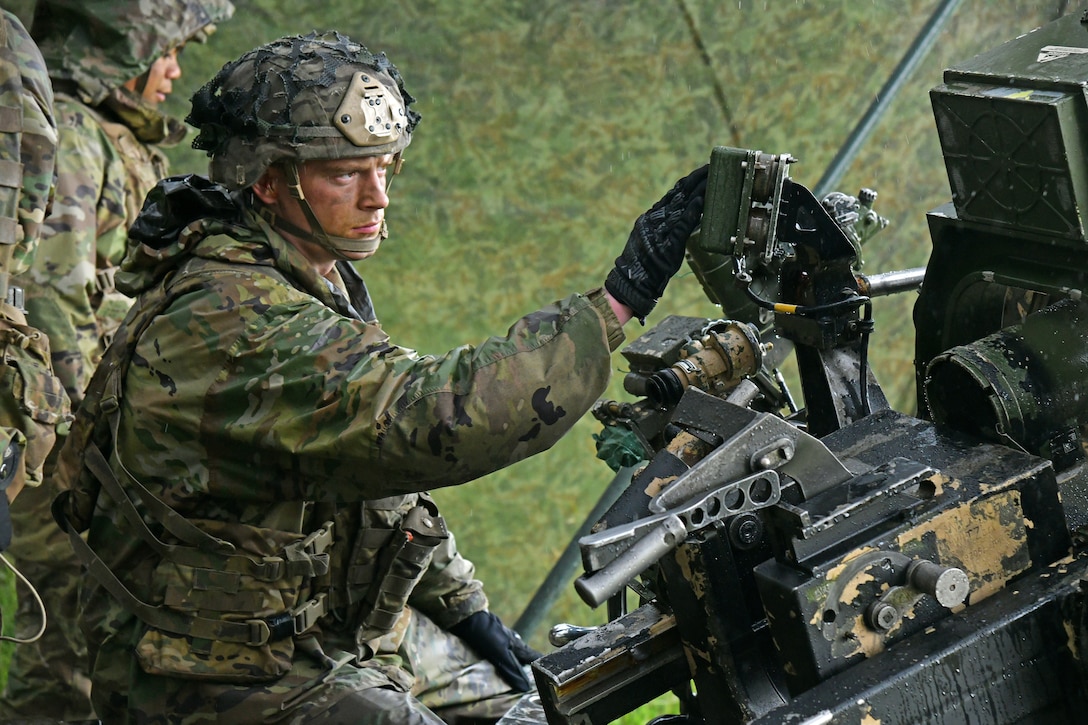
729, 513, 763, 550
866, 601, 900, 632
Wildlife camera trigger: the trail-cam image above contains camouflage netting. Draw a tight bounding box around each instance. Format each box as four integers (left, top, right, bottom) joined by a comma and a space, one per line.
188, 31, 421, 190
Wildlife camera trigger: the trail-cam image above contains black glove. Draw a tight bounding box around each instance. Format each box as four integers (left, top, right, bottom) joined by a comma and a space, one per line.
605, 164, 710, 321
449, 610, 542, 692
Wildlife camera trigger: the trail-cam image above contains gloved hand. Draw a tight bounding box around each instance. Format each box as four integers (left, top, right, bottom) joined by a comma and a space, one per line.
449, 610, 542, 692
605, 164, 710, 321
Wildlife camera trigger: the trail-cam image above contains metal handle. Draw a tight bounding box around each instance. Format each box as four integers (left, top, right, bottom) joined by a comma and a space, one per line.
574, 515, 687, 608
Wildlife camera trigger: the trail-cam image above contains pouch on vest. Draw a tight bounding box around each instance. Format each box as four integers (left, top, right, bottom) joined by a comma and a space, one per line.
0, 305, 69, 494
354, 496, 448, 647
135, 518, 333, 683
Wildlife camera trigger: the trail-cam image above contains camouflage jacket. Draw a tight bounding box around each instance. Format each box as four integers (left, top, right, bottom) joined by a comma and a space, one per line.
0, 10, 68, 500
17, 0, 235, 409
57, 176, 624, 688
0, 9, 56, 279
13, 94, 167, 407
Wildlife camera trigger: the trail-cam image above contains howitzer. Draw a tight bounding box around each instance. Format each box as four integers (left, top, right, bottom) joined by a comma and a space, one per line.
500, 9, 1088, 725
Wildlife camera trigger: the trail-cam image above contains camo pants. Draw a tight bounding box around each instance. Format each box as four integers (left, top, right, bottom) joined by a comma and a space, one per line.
95, 605, 526, 724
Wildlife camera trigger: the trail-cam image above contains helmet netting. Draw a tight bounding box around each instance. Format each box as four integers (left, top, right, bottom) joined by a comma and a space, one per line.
188, 31, 420, 158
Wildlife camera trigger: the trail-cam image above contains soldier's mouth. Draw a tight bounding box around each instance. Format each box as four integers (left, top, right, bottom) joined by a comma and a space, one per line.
352, 222, 381, 236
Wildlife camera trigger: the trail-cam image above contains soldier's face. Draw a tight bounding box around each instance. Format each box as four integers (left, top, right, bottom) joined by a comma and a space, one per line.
124, 47, 182, 106
252, 155, 393, 270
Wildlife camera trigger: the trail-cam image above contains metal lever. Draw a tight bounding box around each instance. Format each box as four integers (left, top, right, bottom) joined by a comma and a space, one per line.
549, 623, 598, 647
575, 515, 687, 608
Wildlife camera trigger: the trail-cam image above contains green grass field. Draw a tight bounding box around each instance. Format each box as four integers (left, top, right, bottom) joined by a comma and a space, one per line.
1, 1, 1070, 721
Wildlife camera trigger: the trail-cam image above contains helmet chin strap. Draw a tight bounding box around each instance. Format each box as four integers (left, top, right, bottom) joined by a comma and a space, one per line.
260, 161, 385, 260
132, 70, 151, 96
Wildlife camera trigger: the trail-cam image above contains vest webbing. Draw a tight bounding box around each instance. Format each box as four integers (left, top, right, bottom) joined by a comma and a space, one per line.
58, 258, 332, 646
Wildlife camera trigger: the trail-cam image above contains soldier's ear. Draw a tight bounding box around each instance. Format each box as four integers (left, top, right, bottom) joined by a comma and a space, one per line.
251, 169, 280, 205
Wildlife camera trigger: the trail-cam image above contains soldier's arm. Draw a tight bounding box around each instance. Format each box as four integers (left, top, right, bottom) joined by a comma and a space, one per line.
209, 287, 623, 500
16, 105, 127, 400
124, 272, 623, 504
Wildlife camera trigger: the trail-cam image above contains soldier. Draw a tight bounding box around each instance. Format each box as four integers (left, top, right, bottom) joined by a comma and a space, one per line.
1, 1, 234, 721
0, 8, 66, 508
0, 5, 70, 722
52, 31, 707, 723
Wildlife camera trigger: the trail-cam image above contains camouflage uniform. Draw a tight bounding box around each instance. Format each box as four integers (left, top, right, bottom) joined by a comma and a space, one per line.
2, 2, 234, 720
52, 30, 708, 723
54, 177, 625, 723
18, 0, 234, 405
0, 9, 73, 724
0, 8, 67, 508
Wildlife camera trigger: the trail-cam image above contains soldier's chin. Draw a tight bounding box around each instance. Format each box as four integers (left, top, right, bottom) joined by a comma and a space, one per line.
343, 241, 381, 260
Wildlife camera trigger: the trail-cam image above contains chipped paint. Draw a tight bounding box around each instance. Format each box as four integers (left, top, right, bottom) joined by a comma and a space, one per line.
850, 610, 886, 657
821, 546, 881, 592
926, 471, 953, 496
643, 474, 677, 499
897, 490, 1028, 605
860, 706, 882, 725
840, 566, 880, 603
641, 431, 711, 498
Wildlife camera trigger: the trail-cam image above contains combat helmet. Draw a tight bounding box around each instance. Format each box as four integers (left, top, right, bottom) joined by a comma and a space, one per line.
187, 31, 421, 257
0, 10, 56, 287
32, 0, 234, 142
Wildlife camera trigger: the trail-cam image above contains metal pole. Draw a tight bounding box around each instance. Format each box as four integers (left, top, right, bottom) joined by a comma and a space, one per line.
514, 466, 635, 639
862, 267, 927, 297
814, 0, 963, 199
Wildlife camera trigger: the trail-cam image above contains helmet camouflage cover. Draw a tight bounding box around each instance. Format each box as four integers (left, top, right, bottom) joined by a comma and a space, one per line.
32, 0, 235, 106
188, 30, 420, 190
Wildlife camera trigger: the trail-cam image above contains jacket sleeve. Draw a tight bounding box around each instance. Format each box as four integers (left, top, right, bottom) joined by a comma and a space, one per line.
123, 251, 626, 504
189, 284, 627, 502
13, 102, 128, 404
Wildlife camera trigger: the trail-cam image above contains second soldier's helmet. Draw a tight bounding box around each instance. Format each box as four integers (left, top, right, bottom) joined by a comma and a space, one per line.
188, 31, 420, 192
32, 0, 235, 107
